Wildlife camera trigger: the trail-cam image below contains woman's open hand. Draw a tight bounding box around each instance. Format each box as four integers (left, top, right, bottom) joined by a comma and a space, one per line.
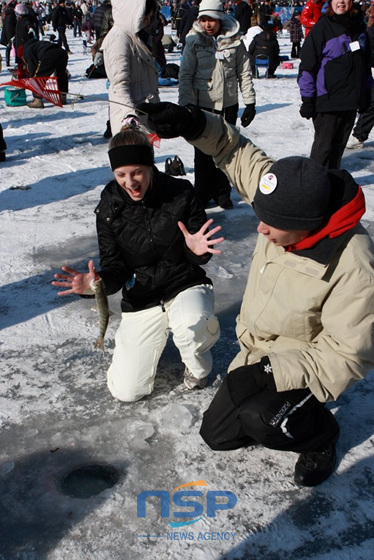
52, 259, 99, 296
178, 218, 224, 256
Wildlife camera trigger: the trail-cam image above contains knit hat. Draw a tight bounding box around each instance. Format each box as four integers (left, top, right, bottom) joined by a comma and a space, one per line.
260, 16, 274, 30
253, 157, 331, 231
15, 3, 28, 15
198, 0, 224, 20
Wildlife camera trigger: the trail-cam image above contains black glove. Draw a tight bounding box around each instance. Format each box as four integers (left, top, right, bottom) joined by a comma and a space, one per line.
299, 97, 316, 120
241, 103, 256, 128
226, 356, 276, 407
136, 102, 206, 140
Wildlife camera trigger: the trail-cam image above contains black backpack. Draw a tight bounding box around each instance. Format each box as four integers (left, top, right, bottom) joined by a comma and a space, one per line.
163, 63, 180, 80
165, 156, 186, 176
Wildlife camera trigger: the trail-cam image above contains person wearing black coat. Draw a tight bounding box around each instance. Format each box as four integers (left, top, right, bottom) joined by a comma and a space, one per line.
0, 123, 6, 163
14, 3, 38, 63
259, 0, 273, 18
51, 0, 72, 52
289, 10, 303, 58
53, 125, 223, 402
235, 0, 253, 34
92, 0, 110, 40
22, 38, 69, 108
346, 21, 374, 148
248, 16, 280, 78
73, 3, 83, 37
65, 0, 73, 24
298, 0, 373, 169
175, 0, 190, 35
178, 0, 200, 48
0, 3, 17, 66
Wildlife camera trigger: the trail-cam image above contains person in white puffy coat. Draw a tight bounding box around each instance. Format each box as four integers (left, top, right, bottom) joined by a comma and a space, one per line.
102, 0, 160, 136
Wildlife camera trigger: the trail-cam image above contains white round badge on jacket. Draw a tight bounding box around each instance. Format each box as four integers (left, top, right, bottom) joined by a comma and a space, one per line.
259, 173, 278, 195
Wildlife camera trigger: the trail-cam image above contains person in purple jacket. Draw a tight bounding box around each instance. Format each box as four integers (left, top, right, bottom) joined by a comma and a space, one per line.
298, 0, 373, 169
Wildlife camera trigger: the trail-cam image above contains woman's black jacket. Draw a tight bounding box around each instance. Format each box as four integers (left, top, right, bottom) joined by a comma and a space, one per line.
0, 7, 16, 47
95, 167, 213, 312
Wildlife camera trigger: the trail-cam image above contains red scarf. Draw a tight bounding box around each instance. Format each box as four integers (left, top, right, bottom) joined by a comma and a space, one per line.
287, 186, 365, 252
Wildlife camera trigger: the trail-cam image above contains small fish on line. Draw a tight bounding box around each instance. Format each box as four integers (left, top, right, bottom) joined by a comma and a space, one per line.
90, 277, 114, 351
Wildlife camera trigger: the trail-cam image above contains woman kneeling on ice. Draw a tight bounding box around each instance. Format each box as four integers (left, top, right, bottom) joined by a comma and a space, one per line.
52, 123, 224, 402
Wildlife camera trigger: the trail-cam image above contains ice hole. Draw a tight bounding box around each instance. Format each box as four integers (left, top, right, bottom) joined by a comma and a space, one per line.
60, 463, 120, 499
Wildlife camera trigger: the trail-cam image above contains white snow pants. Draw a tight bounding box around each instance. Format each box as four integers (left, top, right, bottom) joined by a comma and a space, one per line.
107, 284, 220, 402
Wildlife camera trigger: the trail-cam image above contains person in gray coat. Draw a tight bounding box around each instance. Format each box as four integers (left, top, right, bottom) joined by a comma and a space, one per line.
179, 0, 256, 209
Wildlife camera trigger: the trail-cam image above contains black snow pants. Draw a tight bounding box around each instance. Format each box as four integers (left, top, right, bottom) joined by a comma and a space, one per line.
352, 87, 374, 142
194, 104, 238, 208
310, 110, 356, 169
200, 377, 339, 454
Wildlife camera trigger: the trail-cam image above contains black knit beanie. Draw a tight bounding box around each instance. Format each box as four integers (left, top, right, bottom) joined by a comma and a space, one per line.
253, 157, 331, 231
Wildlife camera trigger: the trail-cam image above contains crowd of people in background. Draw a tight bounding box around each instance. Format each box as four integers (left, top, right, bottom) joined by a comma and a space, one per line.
0, 1, 373, 177
0, 0, 373, 167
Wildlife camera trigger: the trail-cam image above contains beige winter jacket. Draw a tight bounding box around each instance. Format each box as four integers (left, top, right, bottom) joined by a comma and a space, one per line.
178, 15, 255, 111
102, 0, 160, 135
192, 113, 374, 403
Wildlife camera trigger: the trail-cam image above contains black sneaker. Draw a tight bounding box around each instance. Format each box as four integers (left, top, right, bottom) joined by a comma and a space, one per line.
294, 439, 338, 487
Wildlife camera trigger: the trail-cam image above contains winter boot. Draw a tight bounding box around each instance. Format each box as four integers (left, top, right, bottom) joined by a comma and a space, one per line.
61, 93, 67, 105
27, 97, 44, 109
184, 367, 208, 390
294, 435, 339, 487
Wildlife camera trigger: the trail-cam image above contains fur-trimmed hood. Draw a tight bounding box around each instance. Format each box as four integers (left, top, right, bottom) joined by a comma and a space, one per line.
190, 13, 241, 48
